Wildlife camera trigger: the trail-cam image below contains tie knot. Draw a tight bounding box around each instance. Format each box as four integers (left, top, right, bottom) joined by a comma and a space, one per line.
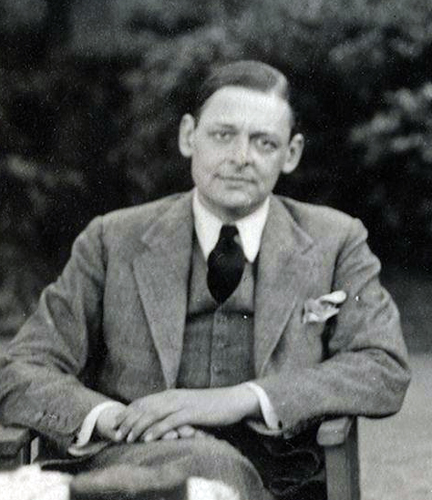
219, 224, 239, 241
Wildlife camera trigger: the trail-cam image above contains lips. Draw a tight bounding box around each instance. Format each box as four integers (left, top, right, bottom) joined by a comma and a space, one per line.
218, 175, 254, 184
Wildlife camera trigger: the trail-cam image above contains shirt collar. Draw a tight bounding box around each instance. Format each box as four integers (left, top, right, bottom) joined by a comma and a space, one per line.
192, 188, 269, 263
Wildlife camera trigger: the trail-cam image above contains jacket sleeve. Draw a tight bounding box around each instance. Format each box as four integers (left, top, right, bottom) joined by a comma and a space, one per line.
0, 216, 113, 452
255, 217, 411, 435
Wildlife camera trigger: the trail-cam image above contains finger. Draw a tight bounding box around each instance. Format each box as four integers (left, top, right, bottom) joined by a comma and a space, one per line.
104, 429, 119, 442
114, 405, 147, 428
126, 411, 172, 443
115, 412, 142, 441
194, 430, 207, 439
94, 422, 119, 443
115, 398, 175, 441
96, 419, 120, 442
161, 430, 179, 440
143, 411, 189, 443
177, 425, 196, 438
114, 409, 130, 428
95, 411, 123, 443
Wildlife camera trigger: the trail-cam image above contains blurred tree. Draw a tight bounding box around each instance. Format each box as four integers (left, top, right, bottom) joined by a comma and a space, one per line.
0, 0, 431, 337
0, 0, 47, 34
349, 83, 432, 266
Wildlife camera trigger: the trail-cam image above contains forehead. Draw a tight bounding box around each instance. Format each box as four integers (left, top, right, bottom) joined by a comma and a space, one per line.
198, 86, 292, 133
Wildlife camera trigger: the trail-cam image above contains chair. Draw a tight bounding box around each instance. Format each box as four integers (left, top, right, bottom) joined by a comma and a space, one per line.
0, 416, 360, 500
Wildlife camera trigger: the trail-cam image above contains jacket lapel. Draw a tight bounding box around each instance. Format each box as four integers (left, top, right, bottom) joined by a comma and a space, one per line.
132, 193, 194, 388
254, 196, 317, 376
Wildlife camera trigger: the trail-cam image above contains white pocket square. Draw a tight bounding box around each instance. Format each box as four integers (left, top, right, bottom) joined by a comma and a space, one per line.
302, 290, 347, 324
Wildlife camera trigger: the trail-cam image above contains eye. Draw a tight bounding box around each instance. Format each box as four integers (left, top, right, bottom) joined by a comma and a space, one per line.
254, 136, 278, 153
211, 130, 234, 143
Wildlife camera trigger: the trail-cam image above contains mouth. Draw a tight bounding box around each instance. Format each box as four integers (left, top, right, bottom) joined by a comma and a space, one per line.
218, 175, 254, 184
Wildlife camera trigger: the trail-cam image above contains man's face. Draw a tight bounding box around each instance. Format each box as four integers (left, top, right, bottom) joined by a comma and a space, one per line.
179, 85, 303, 221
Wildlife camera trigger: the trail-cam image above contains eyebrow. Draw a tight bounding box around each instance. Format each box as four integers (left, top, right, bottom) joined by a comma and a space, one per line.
209, 123, 237, 130
209, 123, 279, 137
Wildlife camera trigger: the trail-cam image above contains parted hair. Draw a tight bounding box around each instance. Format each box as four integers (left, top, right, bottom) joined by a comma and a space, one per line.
193, 60, 295, 128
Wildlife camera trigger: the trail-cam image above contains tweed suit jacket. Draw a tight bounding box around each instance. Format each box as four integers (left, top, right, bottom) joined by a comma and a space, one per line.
0, 191, 410, 452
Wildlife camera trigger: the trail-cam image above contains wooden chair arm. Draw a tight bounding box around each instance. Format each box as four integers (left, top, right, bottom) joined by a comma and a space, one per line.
318, 417, 360, 500
0, 424, 33, 470
318, 416, 356, 446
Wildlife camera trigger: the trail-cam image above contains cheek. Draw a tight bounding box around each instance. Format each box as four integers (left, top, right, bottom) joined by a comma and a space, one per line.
191, 159, 215, 188
257, 161, 283, 187
192, 147, 225, 179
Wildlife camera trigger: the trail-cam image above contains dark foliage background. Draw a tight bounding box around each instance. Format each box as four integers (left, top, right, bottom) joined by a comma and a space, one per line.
1, 0, 431, 338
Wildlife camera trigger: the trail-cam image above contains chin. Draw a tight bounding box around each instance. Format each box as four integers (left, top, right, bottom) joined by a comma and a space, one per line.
220, 191, 255, 206
220, 197, 251, 210
221, 201, 258, 219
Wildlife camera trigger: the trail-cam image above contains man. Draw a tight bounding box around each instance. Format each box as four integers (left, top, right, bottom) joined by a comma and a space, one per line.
0, 61, 410, 499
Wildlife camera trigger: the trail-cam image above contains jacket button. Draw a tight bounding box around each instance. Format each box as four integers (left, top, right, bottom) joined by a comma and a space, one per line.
47, 413, 59, 424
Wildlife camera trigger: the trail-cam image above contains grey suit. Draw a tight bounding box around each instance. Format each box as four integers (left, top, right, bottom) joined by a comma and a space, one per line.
0, 191, 410, 489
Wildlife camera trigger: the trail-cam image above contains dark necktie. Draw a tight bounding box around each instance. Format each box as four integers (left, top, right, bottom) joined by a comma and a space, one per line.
207, 225, 246, 303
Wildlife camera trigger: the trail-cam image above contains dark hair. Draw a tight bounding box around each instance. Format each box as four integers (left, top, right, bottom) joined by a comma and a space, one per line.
193, 60, 295, 128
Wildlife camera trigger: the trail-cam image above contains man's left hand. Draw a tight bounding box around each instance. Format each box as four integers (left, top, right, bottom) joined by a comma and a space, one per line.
114, 385, 260, 443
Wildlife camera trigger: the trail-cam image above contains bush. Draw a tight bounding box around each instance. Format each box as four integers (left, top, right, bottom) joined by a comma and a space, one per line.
1, 0, 431, 337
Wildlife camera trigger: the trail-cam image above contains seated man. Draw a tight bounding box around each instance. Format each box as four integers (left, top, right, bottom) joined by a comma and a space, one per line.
0, 60, 410, 500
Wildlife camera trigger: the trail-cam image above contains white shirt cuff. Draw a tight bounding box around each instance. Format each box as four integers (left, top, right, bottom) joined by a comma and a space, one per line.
68, 401, 124, 457
245, 382, 281, 431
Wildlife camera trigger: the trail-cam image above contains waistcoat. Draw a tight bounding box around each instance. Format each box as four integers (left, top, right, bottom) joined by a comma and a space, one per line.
177, 235, 256, 389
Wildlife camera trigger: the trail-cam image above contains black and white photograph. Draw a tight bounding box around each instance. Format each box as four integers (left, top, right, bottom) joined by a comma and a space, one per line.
0, 1, 431, 499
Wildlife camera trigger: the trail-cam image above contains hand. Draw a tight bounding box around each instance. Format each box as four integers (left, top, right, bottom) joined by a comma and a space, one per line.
95, 404, 207, 443
96, 403, 126, 442
115, 385, 260, 444
158, 425, 208, 441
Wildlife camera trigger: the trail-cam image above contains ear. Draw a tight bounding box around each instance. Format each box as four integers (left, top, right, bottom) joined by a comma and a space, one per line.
281, 133, 304, 174
178, 114, 196, 158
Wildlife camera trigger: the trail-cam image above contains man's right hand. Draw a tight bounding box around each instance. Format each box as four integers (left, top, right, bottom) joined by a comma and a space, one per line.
96, 404, 205, 442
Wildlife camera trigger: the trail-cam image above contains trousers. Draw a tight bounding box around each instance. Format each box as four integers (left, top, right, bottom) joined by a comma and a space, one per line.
51, 424, 326, 500
83, 434, 272, 500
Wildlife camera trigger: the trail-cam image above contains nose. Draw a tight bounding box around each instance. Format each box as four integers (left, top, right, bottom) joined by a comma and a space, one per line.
230, 135, 252, 167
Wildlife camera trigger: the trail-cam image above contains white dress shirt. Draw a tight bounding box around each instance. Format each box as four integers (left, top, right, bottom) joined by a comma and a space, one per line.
69, 191, 279, 455
192, 188, 269, 263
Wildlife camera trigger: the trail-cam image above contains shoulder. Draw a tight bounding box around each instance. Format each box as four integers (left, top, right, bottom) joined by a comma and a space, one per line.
78, 192, 190, 253
275, 195, 366, 246
99, 192, 187, 232
274, 197, 379, 279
